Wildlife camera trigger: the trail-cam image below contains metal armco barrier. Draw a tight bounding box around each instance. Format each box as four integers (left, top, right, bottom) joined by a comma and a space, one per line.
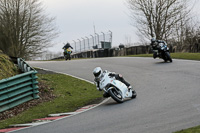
0, 58, 39, 113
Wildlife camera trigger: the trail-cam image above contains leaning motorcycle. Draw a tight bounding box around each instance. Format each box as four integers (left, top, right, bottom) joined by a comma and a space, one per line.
63, 48, 72, 60
153, 43, 172, 62
98, 72, 137, 103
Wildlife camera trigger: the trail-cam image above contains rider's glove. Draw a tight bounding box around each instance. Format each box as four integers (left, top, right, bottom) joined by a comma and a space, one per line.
108, 72, 115, 77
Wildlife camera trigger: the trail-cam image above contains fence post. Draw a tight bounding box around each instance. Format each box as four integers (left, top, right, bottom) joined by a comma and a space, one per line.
31, 72, 39, 99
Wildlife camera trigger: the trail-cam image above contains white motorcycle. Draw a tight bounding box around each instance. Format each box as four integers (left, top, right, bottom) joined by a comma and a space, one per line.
99, 72, 137, 103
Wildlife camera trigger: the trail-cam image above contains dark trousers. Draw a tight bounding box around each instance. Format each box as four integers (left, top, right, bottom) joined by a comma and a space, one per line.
115, 74, 130, 87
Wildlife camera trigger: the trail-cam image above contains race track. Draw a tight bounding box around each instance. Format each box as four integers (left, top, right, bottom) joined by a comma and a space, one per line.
15, 57, 200, 133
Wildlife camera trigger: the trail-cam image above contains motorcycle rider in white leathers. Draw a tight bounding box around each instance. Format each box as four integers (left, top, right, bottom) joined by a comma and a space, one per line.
93, 67, 135, 98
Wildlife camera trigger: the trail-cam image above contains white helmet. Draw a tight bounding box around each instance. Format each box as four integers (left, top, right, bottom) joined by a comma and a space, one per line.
93, 67, 103, 79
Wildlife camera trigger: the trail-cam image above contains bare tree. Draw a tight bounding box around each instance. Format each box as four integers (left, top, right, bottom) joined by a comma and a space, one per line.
0, 0, 58, 59
173, 18, 200, 52
126, 0, 192, 41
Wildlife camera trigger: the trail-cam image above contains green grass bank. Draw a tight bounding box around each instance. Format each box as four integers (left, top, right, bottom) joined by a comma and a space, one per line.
0, 50, 19, 80
0, 71, 103, 129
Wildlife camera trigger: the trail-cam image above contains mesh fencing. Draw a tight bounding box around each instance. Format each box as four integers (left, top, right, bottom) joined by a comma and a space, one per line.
70, 31, 112, 53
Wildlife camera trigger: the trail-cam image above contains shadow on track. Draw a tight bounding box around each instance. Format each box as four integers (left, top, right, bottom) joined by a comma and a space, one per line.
154, 61, 173, 65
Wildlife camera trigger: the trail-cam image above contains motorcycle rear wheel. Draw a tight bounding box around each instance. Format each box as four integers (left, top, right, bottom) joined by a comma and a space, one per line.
108, 88, 124, 103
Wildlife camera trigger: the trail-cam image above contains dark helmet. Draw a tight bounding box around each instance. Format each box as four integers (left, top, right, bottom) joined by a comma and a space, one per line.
66, 43, 70, 46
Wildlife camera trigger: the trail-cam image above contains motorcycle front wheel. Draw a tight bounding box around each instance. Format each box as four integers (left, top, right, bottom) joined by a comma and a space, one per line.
64, 55, 68, 60
108, 88, 124, 103
166, 52, 172, 62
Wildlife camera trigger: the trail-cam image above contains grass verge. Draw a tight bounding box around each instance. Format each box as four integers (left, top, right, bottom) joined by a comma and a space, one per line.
127, 53, 200, 61
0, 52, 19, 80
174, 125, 200, 133
0, 72, 103, 129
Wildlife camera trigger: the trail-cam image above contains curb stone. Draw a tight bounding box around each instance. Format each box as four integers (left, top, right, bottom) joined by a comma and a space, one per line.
0, 103, 100, 133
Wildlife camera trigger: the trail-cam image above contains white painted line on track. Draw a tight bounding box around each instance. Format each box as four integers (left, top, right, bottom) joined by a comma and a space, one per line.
8, 67, 110, 133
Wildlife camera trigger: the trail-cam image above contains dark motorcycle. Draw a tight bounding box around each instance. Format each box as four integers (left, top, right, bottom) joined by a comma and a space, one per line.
153, 43, 172, 62
63, 48, 72, 60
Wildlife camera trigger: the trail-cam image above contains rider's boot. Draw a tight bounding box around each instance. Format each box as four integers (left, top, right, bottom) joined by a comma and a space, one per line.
128, 86, 133, 92
103, 92, 110, 98
128, 85, 136, 94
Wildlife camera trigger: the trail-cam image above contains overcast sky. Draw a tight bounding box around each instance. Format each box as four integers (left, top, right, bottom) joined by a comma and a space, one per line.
42, 0, 200, 53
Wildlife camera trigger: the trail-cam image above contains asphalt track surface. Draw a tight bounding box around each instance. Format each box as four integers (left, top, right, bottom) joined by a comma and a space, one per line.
15, 57, 200, 133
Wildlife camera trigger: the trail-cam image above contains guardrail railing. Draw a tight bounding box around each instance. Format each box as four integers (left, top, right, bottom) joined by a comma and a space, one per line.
0, 58, 39, 113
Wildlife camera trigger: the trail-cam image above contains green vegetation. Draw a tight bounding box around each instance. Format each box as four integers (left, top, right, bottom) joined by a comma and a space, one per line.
174, 125, 200, 133
171, 53, 200, 61
0, 50, 19, 80
0, 73, 103, 129
127, 53, 200, 61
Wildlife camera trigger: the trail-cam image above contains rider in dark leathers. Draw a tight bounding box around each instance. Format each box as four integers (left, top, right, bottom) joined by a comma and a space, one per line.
63, 43, 73, 50
150, 38, 167, 59
63, 43, 73, 59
